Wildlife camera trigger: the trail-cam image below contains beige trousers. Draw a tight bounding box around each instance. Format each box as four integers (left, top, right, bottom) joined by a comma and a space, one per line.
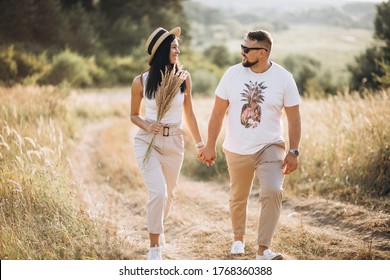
224, 142, 285, 246
134, 128, 184, 234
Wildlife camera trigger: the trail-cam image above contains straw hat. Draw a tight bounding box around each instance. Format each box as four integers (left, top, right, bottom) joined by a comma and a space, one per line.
145, 27, 181, 65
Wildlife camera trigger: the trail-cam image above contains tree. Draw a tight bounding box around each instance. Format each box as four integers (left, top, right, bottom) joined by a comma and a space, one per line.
282, 55, 321, 96
0, 0, 90, 53
32, 0, 68, 48
0, 0, 36, 44
204, 45, 232, 68
0, 0, 189, 56
348, 1, 390, 91
375, 1, 390, 48
60, 0, 96, 11
98, 0, 189, 55
375, 61, 390, 88
62, 2, 99, 55
0, 0, 190, 86
348, 47, 384, 91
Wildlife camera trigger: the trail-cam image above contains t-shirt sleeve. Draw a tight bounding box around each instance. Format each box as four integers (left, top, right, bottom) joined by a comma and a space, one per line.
215, 68, 231, 100
284, 73, 301, 107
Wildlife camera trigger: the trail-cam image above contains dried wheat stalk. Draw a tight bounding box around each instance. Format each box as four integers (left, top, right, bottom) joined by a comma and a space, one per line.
143, 64, 187, 165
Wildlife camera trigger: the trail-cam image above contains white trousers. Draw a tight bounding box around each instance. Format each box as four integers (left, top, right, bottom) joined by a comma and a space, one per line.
134, 129, 184, 234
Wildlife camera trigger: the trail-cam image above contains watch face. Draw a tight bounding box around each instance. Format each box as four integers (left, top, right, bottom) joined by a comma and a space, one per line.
290, 149, 299, 156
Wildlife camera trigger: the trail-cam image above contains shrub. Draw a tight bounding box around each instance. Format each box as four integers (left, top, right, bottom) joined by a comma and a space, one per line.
191, 69, 219, 96
180, 48, 224, 96
348, 46, 384, 91
40, 49, 92, 87
203, 45, 232, 68
282, 55, 321, 96
0, 45, 46, 86
94, 52, 147, 86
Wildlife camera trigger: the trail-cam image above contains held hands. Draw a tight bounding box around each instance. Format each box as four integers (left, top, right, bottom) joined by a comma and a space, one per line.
198, 144, 299, 172
197, 144, 216, 167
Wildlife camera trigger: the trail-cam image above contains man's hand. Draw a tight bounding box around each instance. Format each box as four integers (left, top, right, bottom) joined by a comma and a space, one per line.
282, 153, 298, 174
198, 144, 216, 167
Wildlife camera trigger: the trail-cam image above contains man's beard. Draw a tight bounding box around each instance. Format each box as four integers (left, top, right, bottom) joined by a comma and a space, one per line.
242, 58, 258, 68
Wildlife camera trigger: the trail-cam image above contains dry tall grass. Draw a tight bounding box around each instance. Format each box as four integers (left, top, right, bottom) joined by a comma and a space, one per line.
287, 91, 389, 209
183, 91, 390, 212
0, 87, 129, 259
83, 94, 389, 260
1, 86, 388, 260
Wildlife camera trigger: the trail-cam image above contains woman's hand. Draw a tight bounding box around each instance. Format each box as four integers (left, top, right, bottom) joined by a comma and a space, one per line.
174, 64, 189, 82
198, 143, 216, 167
146, 122, 162, 134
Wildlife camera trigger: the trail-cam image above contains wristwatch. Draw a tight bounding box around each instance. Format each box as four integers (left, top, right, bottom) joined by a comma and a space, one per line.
289, 149, 300, 156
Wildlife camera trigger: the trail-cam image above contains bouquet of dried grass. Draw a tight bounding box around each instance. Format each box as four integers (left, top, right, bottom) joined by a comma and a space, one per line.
143, 64, 187, 165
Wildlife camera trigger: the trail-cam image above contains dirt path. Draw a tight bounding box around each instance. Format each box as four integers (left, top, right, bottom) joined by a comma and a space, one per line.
67, 92, 389, 260
68, 116, 235, 259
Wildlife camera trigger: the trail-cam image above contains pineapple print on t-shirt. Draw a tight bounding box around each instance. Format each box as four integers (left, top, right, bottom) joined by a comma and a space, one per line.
240, 81, 266, 128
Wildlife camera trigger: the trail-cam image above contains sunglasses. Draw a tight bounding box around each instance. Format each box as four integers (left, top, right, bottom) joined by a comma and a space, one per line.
241, 44, 268, 54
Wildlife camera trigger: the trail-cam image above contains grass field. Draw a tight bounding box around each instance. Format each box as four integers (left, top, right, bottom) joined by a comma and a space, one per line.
1, 86, 388, 260
183, 91, 390, 210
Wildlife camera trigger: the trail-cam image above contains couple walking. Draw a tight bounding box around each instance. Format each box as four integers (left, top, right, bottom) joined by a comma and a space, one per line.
130, 26, 301, 260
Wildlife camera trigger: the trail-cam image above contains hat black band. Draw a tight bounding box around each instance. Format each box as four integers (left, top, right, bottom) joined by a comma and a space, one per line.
148, 29, 167, 54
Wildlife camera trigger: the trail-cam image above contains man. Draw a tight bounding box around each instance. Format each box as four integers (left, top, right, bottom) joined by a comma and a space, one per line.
199, 30, 301, 260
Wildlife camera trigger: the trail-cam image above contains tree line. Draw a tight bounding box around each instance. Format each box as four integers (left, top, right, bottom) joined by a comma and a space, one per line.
0, 0, 188, 55
348, 0, 390, 91
0, 0, 191, 87
0, 0, 389, 93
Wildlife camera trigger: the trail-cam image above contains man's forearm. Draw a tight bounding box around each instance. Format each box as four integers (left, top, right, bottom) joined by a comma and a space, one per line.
207, 113, 224, 147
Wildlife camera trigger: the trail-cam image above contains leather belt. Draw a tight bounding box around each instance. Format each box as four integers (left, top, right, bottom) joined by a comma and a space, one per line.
157, 126, 183, 137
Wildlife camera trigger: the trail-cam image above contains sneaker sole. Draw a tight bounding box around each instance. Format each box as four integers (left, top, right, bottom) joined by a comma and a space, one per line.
256, 254, 283, 260
231, 248, 245, 255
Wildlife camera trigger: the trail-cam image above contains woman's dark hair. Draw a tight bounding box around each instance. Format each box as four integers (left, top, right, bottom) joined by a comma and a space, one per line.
145, 34, 186, 99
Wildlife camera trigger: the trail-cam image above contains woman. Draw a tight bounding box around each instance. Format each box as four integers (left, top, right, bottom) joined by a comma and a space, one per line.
130, 27, 204, 260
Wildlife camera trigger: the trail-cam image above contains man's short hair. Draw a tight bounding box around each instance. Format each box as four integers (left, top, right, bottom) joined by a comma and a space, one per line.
245, 30, 273, 50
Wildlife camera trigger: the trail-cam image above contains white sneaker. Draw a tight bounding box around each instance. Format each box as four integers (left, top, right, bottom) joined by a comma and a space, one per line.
256, 249, 283, 260
146, 247, 162, 260
230, 241, 245, 254
159, 233, 166, 248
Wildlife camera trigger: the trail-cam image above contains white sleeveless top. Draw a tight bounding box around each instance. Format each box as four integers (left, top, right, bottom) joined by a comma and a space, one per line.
142, 72, 184, 125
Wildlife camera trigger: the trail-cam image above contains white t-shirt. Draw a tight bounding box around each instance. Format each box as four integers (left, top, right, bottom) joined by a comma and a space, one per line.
142, 72, 184, 125
215, 62, 300, 155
